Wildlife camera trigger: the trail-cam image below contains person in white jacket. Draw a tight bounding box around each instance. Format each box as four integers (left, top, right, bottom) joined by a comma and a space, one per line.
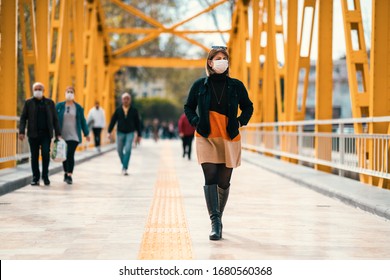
87, 101, 106, 152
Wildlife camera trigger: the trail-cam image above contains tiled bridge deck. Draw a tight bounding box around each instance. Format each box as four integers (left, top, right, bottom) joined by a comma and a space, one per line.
0, 139, 389, 260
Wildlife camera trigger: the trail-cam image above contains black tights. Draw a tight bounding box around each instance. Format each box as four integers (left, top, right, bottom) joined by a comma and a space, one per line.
201, 163, 233, 189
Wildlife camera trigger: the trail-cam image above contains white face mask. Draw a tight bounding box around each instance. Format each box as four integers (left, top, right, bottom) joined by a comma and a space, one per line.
212, 59, 229, 74
65, 92, 74, 101
33, 90, 43, 99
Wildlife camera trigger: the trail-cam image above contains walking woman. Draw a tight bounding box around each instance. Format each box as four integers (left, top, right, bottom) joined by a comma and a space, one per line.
184, 46, 253, 240
56, 86, 90, 184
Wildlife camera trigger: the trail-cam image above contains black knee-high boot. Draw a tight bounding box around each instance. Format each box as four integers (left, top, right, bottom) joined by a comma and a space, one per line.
203, 184, 222, 240
217, 186, 230, 237
217, 185, 230, 217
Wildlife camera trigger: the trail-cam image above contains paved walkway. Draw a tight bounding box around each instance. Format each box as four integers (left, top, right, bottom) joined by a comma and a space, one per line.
0, 139, 389, 260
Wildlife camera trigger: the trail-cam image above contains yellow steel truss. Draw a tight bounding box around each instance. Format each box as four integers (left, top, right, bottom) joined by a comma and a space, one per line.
368, 0, 390, 188
0, 0, 389, 187
314, 0, 333, 172
0, 0, 18, 168
108, 0, 230, 68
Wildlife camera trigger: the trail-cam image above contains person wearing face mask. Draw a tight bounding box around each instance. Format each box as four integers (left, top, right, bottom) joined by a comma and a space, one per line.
184, 46, 253, 240
19, 82, 61, 186
56, 86, 90, 184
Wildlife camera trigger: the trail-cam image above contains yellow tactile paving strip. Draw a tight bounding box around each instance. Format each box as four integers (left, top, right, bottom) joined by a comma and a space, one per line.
138, 142, 193, 259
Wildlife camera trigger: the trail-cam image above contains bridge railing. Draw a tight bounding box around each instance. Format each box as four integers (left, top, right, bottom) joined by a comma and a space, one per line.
241, 117, 390, 181
0, 116, 30, 164
0, 115, 112, 167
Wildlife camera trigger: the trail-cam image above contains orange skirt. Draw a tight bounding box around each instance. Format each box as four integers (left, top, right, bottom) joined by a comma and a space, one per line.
195, 111, 241, 168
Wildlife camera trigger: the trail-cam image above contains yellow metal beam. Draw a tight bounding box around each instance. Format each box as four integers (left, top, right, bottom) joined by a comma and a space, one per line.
285, 0, 298, 123
229, 0, 249, 87
292, 0, 316, 120
0, 0, 18, 168
175, 34, 210, 52
96, 0, 115, 121
110, 0, 230, 56
58, 0, 71, 100
262, 0, 276, 124
110, 0, 164, 28
274, 0, 286, 121
106, 27, 230, 34
340, 0, 370, 123
48, 0, 66, 101
83, 0, 98, 111
35, 0, 49, 89
369, 0, 390, 188
249, 0, 262, 123
112, 57, 205, 68
282, 0, 299, 163
96, 0, 113, 58
112, 32, 161, 57
19, 0, 37, 98
314, 0, 333, 173
74, 0, 85, 107
341, 0, 370, 184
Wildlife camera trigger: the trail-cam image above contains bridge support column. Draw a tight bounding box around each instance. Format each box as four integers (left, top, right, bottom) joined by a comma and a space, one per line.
314, 0, 333, 173
369, 0, 390, 188
0, 0, 18, 169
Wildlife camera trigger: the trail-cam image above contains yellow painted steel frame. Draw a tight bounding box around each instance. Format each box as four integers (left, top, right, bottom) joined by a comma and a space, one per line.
18, 0, 37, 98
314, 0, 333, 173
36, 0, 50, 90
341, 0, 371, 184
19, 0, 50, 97
291, 0, 316, 121
0, 0, 18, 168
2, 0, 389, 188
81, 0, 114, 148
48, 0, 65, 102
17, 0, 114, 146
369, 0, 390, 188
109, 0, 230, 68
341, 0, 370, 123
248, 0, 263, 124
284, 0, 298, 163
284, 0, 316, 162
261, 0, 277, 152
228, 0, 249, 87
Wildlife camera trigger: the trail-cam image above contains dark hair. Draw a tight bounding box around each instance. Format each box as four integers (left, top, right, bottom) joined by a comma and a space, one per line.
65, 86, 75, 94
205, 47, 229, 76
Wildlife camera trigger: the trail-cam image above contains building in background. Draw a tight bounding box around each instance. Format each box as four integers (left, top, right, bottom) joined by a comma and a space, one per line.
304, 58, 351, 119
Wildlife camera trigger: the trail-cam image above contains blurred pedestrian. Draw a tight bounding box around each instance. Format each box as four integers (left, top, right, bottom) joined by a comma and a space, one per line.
87, 101, 106, 152
168, 121, 175, 139
56, 86, 90, 184
178, 113, 195, 160
151, 118, 159, 142
184, 46, 253, 240
108, 92, 141, 175
19, 82, 61, 186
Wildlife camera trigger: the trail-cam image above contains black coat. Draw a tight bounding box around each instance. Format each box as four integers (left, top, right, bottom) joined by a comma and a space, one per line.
108, 106, 141, 135
184, 76, 254, 139
19, 97, 61, 139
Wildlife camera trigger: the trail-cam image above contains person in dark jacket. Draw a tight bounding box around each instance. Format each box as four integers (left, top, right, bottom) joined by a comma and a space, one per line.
56, 86, 90, 185
178, 112, 195, 160
108, 92, 142, 175
19, 82, 61, 186
184, 46, 253, 240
